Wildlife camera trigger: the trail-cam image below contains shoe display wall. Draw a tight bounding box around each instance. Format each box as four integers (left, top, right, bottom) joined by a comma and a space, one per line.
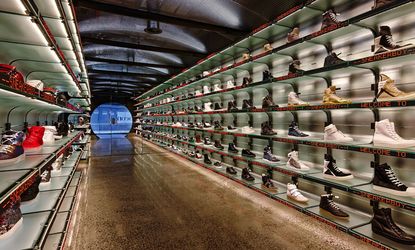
135, 1, 415, 248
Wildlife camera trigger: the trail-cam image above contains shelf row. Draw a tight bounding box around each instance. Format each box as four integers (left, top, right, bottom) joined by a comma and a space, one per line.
139, 133, 414, 250
0, 131, 84, 212
137, 129, 415, 212
0, 149, 82, 250
135, 0, 414, 105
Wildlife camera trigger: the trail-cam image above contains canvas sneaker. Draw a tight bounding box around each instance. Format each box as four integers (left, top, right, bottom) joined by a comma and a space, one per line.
373, 119, 415, 148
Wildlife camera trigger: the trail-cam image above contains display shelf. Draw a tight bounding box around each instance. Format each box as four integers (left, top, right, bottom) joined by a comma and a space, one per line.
40, 176, 71, 192
70, 172, 81, 187
0, 169, 32, 196
58, 196, 74, 213
146, 130, 415, 213
350, 223, 415, 250
48, 212, 70, 235
51, 167, 73, 178
43, 233, 63, 250
21, 190, 62, 214
0, 211, 50, 250
0, 154, 50, 172
142, 135, 388, 248
135, 0, 412, 107
304, 205, 371, 232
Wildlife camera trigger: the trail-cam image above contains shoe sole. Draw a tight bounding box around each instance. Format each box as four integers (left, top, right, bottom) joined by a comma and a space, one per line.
323, 174, 354, 180
263, 158, 280, 163
287, 194, 309, 203
373, 185, 415, 197
261, 184, 278, 192
242, 154, 256, 158
0, 217, 23, 240
23, 146, 42, 153
286, 163, 310, 171
0, 154, 25, 166
373, 142, 415, 149
372, 227, 415, 245
319, 208, 349, 220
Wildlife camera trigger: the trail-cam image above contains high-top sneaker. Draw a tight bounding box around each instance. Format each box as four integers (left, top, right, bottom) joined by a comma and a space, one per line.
55, 122, 69, 138
214, 161, 222, 168
261, 174, 277, 191
288, 92, 309, 106
189, 151, 196, 157
324, 52, 345, 67
214, 140, 224, 150
263, 70, 273, 81
204, 154, 212, 164
324, 124, 353, 142
195, 90, 203, 97
373, 163, 415, 196
287, 27, 300, 43
242, 53, 251, 61
52, 154, 64, 172
204, 137, 212, 145
213, 84, 222, 92
372, 207, 415, 245
195, 106, 203, 112
242, 77, 253, 87
40, 168, 51, 185
372, 0, 395, 9
373, 26, 412, 54
262, 95, 276, 108
226, 80, 235, 89
287, 151, 310, 171
287, 183, 309, 203
0, 197, 22, 238
323, 154, 353, 180
242, 99, 254, 109
242, 149, 256, 158
263, 146, 279, 162
42, 126, 56, 145
214, 103, 223, 111
288, 121, 309, 137
319, 193, 349, 218
228, 143, 238, 153
321, 8, 341, 30
214, 121, 224, 130
203, 85, 210, 94
21, 175, 41, 202
263, 43, 273, 52
23, 126, 45, 152
203, 102, 213, 112
242, 168, 255, 181
0, 131, 25, 165
288, 60, 304, 74
323, 86, 352, 104
195, 134, 202, 144
376, 74, 415, 101
226, 166, 237, 175
195, 151, 202, 159
374, 119, 415, 148
227, 100, 238, 111
261, 121, 277, 135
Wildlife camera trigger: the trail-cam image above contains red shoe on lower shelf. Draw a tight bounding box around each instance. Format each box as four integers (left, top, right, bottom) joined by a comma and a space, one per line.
23, 126, 45, 152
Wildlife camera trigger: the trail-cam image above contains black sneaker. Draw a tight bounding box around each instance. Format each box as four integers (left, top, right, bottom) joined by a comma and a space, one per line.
288, 121, 309, 137
242, 77, 253, 87
324, 52, 345, 67
373, 163, 415, 196
321, 8, 340, 30
227, 125, 237, 131
228, 143, 238, 153
204, 137, 212, 145
323, 155, 353, 180
214, 140, 224, 150
288, 60, 304, 74
226, 166, 237, 175
214, 161, 222, 168
242, 168, 255, 181
319, 194, 349, 218
372, 207, 415, 245
227, 100, 238, 111
214, 121, 224, 130
204, 154, 212, 165
21, 176, 41, 202
374, 26, 412, 54
242, 149, 256, 158
242, 99, 254, 109
262, 95, 277, 108
372, 0, 395, 9
262, 174, 277, 191
261, 121, 277, 136
262, 70, 273, 82
214, 103, 223, 110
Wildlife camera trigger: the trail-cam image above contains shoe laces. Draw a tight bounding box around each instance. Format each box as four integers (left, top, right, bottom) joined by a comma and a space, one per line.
386, 123, 403, 141
328, 199, 341, 210
1, 134, 16, 145
327, 10, 339, 22
385, 169, 404, 187
385, 35, 397, 47
384, 80, 403, 94
0, 145, 13, 154
330, 161, 343, 174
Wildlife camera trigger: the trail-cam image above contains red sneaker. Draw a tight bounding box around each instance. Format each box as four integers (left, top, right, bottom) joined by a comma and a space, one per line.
23, 126, 45, 152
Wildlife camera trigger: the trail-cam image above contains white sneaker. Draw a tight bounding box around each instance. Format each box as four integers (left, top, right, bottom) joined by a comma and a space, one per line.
213, 84, 222, 92
42, 129, 55, 145
166, 97, 171, 103
373, 119, 415, 148
204, 102, 213, 112
173, 122, 182, 127
324, 124, 353, 142
241, 126, 255, 134
287, 151, 310, 171
202, 71, 210, 77
203, 85, 210, 94
226, 80, 235, 89
195, 90, 203, 97
287, 183, 309, 203
288, 92, 309, 106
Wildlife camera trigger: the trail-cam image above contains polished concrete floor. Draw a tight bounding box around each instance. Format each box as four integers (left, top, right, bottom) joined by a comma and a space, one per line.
68, 135, 374, 250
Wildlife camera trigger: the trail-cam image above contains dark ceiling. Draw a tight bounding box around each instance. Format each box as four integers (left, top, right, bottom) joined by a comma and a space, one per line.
74, 0, 300, 104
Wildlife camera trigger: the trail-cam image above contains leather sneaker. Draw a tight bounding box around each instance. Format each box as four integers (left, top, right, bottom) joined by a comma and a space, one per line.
319, 193, 349, 219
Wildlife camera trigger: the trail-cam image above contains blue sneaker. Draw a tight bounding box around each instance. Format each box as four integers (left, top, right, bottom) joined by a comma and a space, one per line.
288, 122, 309, 137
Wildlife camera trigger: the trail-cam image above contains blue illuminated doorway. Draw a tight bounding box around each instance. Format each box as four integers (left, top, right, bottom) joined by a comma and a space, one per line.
91, 103, 132, 136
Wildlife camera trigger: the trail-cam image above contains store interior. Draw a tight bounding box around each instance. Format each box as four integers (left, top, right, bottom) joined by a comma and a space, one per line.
0, 0, 415, 249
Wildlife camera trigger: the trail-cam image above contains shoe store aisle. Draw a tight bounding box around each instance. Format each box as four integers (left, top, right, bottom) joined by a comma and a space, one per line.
67, 135, 374, 250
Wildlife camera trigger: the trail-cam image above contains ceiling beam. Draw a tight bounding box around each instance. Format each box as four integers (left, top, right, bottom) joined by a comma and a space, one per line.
85, 56, 185, 70
88, 69, 170, 78
89, 77, 160, 84
91, 84, 147, 90
75, 0, 247, 36
82, 37, 206, 57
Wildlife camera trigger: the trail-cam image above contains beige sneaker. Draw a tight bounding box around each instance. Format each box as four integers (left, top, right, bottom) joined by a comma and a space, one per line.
377, 74, 415, 101
287, 27, 300, 43
323, 86, 352, 104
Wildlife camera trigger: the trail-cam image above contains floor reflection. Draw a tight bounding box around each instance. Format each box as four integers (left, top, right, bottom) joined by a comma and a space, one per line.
90, 134, 135, 157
